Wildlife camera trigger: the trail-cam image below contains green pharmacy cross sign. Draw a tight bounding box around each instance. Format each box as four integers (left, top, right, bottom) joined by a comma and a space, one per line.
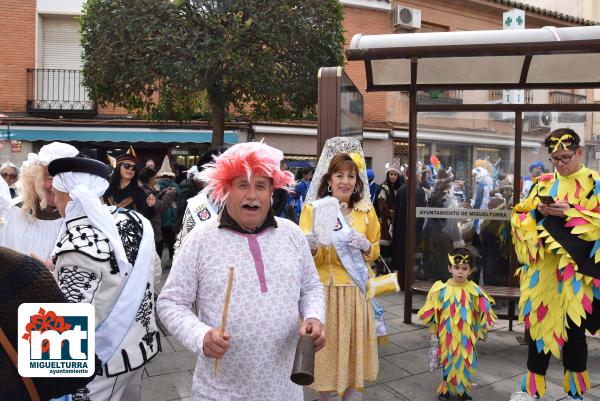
504, 13, 524, 28
516, 15, 524, 25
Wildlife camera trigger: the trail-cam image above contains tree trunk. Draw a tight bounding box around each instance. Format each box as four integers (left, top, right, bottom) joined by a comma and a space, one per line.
210, 100, 226, 147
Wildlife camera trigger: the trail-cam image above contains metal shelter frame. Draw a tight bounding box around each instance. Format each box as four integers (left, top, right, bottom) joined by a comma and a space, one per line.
342, 25, 600, 323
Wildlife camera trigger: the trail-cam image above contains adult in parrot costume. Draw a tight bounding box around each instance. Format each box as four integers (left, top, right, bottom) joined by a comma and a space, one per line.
510, 128, 600, 401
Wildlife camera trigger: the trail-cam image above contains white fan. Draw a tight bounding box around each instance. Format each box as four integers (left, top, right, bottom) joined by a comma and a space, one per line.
311, 196, 340, 245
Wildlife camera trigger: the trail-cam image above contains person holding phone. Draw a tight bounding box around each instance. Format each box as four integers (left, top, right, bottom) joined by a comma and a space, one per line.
536, 195, 555, 205
510, 128, 600, 401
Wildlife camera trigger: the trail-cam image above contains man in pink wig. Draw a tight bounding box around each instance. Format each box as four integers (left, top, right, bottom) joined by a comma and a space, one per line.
157, 142, 326, 401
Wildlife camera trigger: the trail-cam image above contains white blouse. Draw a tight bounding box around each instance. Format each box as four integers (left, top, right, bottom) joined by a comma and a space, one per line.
0, 205, 63, 260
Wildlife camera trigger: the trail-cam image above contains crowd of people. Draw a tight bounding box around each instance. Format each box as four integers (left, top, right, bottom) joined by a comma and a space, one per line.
0, 141, 533, 287
385, 153, 547, 289
0, 127, 599, 401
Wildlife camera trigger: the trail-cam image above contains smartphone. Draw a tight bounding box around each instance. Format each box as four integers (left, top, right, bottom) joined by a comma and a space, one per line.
537, 195, 555, 205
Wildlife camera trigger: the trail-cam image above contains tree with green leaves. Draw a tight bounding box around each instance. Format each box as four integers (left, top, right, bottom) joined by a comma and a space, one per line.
80, 0, 345, 146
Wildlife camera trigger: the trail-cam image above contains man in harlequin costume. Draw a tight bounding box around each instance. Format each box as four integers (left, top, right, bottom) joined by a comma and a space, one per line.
418, 247, 497, 401
48, 155, 160, 400
510, 128, 600, 401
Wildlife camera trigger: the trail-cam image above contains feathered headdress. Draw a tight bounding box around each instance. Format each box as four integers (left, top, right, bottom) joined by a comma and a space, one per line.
430, 155, 441, 173
474, 159, 493, 175
199, 141, 294, 207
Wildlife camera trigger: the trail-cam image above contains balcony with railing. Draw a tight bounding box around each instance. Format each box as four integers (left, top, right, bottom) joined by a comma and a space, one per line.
26, 69, 96, 115
550, 91, 587, 123
417, 89, 463, 105
489, 89, 534, 103
549, 90, 586, 105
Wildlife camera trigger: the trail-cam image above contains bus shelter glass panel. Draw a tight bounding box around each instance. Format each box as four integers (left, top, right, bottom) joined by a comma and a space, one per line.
340, 71, 364, 139
409, 112, 515, 313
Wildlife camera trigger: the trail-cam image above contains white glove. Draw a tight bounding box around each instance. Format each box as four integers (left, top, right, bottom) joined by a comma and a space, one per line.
305, 232, 319, 252
350, 230, 371, 252
428, 334, 440, 372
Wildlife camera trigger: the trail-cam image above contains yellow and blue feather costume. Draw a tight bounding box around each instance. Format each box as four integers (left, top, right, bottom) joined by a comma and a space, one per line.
513, 166, 600, 398
418, 280, 496, 397
513, 168, 600, 355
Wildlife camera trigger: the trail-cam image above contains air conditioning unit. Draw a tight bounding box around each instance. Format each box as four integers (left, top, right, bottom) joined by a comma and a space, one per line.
393, 5, 421, 30
539, 111, 553, 128
538, 112, 585, 140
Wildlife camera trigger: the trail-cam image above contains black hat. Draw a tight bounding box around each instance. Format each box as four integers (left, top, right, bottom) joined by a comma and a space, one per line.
48, 157, 110, 180
197, 146, 228, 171
138, 167, 158, 184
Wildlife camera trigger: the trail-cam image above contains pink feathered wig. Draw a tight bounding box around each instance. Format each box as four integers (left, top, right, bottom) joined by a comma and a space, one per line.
199, 142, 294, 206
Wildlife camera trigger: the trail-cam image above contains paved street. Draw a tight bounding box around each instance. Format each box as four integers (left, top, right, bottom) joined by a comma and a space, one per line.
144, 267, 600, 401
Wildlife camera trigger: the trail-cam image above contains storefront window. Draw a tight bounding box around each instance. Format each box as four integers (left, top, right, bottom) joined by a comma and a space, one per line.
393, 141, 429, 166
172, 145, 211, 168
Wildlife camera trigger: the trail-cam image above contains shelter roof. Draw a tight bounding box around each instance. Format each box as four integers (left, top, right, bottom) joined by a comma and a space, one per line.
346, 26, 600, 91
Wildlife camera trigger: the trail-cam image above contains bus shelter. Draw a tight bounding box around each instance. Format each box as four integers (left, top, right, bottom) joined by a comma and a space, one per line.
340, 26, 600, 323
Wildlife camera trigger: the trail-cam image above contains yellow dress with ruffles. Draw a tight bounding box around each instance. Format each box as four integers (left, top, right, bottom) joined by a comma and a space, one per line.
299, 202, 381, 395
513, 166, 600, 358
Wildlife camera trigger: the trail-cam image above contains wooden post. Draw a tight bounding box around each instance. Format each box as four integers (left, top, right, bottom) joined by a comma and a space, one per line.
317, 67, 342, 155
214, 266, 235, 376
403, 57, 419, 324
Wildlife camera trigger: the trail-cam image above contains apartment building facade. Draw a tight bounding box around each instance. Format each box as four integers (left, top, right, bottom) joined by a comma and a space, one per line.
0, 0, 245, 168
0, 0, 597, 179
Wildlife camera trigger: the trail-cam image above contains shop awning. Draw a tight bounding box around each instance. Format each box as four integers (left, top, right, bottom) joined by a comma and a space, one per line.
0, 126, 239, 144
346, 26, 600, 91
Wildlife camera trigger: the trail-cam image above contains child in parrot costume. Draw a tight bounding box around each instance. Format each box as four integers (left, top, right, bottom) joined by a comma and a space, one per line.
418, 247, 497, 401
510, 128, 600, 401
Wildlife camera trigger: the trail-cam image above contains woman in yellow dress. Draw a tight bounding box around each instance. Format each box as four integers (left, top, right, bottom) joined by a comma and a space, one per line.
299, 137, 380, 401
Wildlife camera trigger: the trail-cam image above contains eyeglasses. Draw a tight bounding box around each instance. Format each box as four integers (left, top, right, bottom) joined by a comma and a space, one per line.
121, 163, 137, 171
549, 153, 574, 165
1, 173, 17, 179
